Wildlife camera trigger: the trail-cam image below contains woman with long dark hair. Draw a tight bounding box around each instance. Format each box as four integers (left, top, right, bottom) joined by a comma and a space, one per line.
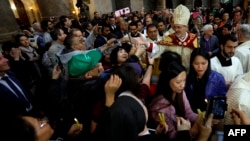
185, 48, 227, 112
149, 60, 198, 140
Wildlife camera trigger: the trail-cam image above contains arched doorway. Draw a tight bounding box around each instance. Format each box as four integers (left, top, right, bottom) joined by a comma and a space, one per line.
13, 0, 30, 26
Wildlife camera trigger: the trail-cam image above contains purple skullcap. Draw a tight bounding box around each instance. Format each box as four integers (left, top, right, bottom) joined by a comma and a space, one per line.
126, 62, 143, 77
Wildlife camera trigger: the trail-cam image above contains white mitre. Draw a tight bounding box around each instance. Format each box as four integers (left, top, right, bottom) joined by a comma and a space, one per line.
173, 4, 190, 25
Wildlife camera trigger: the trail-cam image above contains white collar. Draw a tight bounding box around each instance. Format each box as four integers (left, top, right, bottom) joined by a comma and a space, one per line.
177, 32, 188, 42
0, 73, 8, 79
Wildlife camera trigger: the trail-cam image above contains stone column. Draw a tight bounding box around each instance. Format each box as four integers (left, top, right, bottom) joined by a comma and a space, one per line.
155, 0, 166, 10
243, 0, 248, 11
130, 0, 143, 11
0, 0, 19, 43
36, 0, 71, 19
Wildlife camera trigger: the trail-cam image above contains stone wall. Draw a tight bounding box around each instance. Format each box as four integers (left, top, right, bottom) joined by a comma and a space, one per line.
143, 0, 153, 12
130, 0, 144, 12
91, 0, 114, 16
36, 0, 71, 19
86, 0, 145, 19
0, 0, 19, 43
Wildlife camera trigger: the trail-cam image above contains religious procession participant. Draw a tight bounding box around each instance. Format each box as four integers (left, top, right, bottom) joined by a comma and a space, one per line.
157, 4, 198, 72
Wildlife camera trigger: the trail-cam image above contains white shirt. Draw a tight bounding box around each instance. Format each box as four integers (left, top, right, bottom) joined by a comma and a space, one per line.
235, 40, 250, 73
211, 56, 243, 83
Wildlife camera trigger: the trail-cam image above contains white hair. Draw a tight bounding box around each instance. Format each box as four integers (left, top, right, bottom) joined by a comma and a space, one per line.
202, 24, 213, 32
32, 22, 41, 31
239, 24, 250, 38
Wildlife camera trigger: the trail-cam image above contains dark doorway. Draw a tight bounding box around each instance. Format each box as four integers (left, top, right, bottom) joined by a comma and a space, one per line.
13, 0, 30, 26
194, 0, 202, 8
179, 0, 186, 5
166, 0, 173, 9
115, 0, 130, 10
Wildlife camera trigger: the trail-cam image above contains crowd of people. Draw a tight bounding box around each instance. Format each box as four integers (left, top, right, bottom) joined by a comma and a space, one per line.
1, 2, 250, 141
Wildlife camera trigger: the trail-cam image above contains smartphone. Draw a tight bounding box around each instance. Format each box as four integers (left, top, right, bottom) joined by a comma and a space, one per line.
205, 96, 227, 121
98, 27, 102, 33
113, 39, 121, 46
114, 39, 118, 44
131, 32, 140, 37
55, 56, 65, 74
28, 38, 37, 47
30, 39, 35, 42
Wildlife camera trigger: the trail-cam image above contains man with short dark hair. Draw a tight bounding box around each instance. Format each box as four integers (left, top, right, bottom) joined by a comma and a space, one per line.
59, 15, 72, 35
91, 11, 102, 26
94, 24, 113, 48
108, 16, 117, 33
211, 34, 243, 88
47, 28, 67, 67
231, 10, 244, 35
221, 24, 232, 36
128, 22, 140, 37
156, 20, 167, 39
0, 52, 33, 116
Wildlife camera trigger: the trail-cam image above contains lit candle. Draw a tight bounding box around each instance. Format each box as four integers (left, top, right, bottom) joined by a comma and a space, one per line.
204, 99, 208, 103
74, 118, 80, 128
